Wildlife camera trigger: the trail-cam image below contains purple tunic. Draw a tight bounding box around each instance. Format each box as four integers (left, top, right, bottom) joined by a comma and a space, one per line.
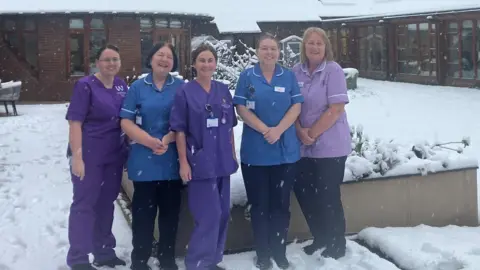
65, 75, 128, 165
169, 80, 238, 180
292, 61, 352, 158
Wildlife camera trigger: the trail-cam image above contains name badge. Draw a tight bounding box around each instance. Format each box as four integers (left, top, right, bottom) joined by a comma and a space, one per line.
274, 86, 285, 93
207, 118, 219, 128
246, 100, 255, 110
135, 115, 142, 125
298, 82, 304, 87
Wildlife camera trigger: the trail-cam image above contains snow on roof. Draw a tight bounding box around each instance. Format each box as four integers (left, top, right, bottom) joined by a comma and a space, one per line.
0, 0, 214, 18
0, 0, 324, 34
319, 0, 480, 20
3, 0, 480, 33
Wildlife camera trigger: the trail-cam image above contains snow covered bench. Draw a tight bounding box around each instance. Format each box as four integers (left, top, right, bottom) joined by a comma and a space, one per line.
343, 68, 358, 90
0, 80, 21, 116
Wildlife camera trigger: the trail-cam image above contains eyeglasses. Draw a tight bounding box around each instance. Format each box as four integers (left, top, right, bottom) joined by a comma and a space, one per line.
205, 104, 214, 118
99, 57, 121, 63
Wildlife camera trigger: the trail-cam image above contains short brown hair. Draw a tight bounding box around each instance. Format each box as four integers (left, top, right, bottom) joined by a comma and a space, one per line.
192, 43, 218, 63
300, 27, 334, 64
256, 32, 280, 49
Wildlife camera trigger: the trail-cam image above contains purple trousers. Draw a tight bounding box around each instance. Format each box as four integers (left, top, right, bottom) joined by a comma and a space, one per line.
66, 160, 123, 266
185, 176, 230, 270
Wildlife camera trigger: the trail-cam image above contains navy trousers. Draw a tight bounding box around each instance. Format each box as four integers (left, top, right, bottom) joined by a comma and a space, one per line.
241, 163, 296, 261
130, 180, 183, 265
293, 156, 347, 254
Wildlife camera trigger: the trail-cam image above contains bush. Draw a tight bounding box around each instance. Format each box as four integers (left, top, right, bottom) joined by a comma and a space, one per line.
348, 124, 472, 180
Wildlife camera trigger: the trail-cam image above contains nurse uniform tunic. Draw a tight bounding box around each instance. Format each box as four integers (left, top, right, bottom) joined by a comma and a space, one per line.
169, 80, 238, 270
65, 74, 128, 267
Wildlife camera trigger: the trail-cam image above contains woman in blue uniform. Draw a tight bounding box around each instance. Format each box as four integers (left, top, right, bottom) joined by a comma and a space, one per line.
169, 43, 238, 270
120, 42, 184, 270
233, 33, 304, 270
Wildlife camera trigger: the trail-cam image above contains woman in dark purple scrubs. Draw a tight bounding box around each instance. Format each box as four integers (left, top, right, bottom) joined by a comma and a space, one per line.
65, 44, 129, 270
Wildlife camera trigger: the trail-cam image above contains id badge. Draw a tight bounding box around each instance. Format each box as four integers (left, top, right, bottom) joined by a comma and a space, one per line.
135, 115, 142, 125
246, 100, 255, 110
206, 118, 219, 128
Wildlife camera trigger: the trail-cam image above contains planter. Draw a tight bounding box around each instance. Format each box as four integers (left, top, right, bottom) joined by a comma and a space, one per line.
121, 167, 478, 256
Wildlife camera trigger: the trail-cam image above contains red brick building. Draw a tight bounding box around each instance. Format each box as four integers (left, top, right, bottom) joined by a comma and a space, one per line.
0, 1, 330, 101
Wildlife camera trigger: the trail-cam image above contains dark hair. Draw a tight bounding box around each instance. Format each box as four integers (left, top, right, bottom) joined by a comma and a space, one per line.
192, 43, 217, 63
95, 44, 120, 60
256, 32, 280, 49
145, 42, 178, 72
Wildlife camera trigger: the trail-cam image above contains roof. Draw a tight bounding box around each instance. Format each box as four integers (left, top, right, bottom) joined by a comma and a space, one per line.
2, 0, 480, 33
319, 0, 480, 22
0, 0, 324, 33
0, 0, 214, 19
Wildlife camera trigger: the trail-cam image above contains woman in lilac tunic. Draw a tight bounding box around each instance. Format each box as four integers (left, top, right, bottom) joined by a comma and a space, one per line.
65, 44, 128, 270
292, 27, 352, 259
169, 44, 238, 270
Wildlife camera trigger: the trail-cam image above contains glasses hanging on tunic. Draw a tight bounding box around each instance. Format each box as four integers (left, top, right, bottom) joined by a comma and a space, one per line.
205, 104, 214, 118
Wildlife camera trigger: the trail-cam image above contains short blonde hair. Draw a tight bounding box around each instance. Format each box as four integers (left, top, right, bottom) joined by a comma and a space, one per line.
300, 27, 334, 64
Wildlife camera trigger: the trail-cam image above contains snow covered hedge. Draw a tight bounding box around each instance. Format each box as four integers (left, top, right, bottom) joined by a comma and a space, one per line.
345, 125, 475, 181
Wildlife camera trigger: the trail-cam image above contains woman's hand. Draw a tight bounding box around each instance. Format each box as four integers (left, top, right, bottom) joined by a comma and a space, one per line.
71, 156, 85, 180
263, 126, 282, 144
179, 161, 192, 183
297, 127, 315, 145
147, 136, 167, 155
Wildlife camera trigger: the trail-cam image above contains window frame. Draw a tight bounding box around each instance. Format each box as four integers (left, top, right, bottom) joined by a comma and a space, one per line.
66, 16, 108, 77
396, 22, 437, 76
139, 16, 188, 74
356, 25, 388, 73
446, 19, 479, 80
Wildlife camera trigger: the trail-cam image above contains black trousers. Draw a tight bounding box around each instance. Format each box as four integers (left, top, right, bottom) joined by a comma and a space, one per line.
241, 162, 296, 260
294, 156, 347, 253
130, 180, 183, 265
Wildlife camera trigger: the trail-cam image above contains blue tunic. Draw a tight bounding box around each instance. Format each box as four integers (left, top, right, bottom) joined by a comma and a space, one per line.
119, 73, 184, 181
233, 63, 304, 166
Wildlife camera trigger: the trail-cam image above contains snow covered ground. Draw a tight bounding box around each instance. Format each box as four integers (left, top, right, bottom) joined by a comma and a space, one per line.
357, 225, 480, 270
1, 78, 479, 269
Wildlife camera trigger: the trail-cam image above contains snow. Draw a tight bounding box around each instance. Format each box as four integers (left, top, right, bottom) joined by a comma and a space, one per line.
0, 81, 22, 89
0, 105, 399, 270
343, 68, 358, 79
357, 225, 480, 270
1, 77, 480, 269
321, 0, 480, 20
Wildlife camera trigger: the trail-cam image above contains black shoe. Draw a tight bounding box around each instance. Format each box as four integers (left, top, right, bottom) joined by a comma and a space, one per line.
93, 256, 127, 268
255, 257, 272, 270
303, 242, 321, 255
158, 257, 178, 270
71, 263, 97, 270
130, 262, 152, 270
321, 247, 346, 259
273, 256, 290, 270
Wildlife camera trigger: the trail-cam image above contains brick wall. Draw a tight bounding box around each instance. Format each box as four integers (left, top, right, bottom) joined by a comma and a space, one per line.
108, 16, 141, 77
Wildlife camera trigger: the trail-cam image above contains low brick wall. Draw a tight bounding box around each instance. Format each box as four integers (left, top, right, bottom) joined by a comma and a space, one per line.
121, 167, 478, 255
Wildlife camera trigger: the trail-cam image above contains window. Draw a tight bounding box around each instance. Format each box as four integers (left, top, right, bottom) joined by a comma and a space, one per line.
139, 17, 186, 72
446, 20, 480, 79
326, 29, 338, 59
68, 18, 107, 76
1, 17, 38, 70
396, 22, 437, 76
339, 28, 350, 63
23, 18, 38, 69
357, 26, 387, 72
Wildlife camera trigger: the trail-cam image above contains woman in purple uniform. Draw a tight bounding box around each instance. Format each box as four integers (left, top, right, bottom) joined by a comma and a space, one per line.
65, 44, 128, 270
169, 43, 238, 270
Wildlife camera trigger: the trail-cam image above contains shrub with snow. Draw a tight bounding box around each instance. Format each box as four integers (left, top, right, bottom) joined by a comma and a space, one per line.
346, 125, 474, 181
